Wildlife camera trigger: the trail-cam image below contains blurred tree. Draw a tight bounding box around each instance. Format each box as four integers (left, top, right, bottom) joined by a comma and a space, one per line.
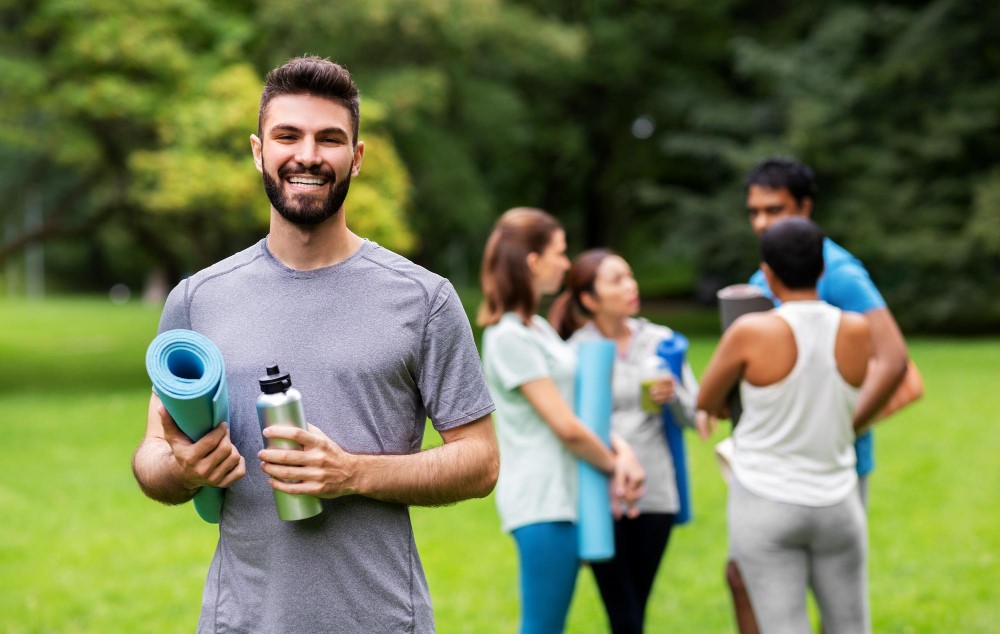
519, 0, 751, 296
0, 0, 414, 292
667, 0, 1000, 331
1, 0, 995, 331
254, 0, 587, 284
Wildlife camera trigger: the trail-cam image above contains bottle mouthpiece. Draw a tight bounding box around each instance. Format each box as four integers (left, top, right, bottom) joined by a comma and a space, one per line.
259, 364, 292, 394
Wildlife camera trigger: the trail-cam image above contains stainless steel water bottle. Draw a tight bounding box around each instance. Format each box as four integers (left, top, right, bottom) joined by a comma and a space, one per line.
256, 365, 324, 521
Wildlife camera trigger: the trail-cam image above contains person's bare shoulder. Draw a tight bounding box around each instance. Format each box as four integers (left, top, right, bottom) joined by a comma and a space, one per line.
728, 309, 796, 385
730, 310, 789, 342
836, 311, 873, 386
840, 311, 871, 350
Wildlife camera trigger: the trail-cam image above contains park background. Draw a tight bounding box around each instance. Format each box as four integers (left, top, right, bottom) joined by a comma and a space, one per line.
1, 1, 998, 632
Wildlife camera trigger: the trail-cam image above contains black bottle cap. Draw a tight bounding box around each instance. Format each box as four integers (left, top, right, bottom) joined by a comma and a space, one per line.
259, 364, 292, 394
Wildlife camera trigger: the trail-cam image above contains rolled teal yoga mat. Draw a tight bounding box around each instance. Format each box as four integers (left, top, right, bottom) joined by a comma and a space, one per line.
575, 339, 616, 562
657, 333, 692, 525
146, 329, 230, 524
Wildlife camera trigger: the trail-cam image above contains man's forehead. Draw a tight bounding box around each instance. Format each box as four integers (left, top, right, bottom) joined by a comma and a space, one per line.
746, 185, 794, 203
261, 93, 353, 134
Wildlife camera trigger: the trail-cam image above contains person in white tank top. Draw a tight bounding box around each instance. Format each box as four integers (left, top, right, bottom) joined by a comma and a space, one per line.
697, 218, 874, 634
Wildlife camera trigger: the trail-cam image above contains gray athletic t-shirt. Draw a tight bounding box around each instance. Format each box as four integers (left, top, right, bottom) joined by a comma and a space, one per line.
158, 238, 494, 634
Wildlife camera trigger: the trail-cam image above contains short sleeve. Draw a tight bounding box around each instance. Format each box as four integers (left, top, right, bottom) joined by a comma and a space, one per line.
821, 262, 886, 314
157, 278, 191, 334
417, 281, 496, 431
487, 323, 551, 392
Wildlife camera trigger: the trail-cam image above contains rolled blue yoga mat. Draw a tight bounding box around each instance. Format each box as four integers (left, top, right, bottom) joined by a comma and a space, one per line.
146, 329, 230, 524
575, 339, 616, 562
657, 333, 692, 525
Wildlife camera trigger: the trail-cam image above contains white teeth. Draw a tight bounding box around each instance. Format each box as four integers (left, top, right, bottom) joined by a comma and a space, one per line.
288, 177, 325, 185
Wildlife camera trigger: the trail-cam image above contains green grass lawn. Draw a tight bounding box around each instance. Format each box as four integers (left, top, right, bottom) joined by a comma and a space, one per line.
1, 297, 997, 632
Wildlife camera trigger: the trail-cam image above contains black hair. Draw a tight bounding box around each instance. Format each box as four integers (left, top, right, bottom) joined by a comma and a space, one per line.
744, 157, 818, 206
760, 217, 825, 289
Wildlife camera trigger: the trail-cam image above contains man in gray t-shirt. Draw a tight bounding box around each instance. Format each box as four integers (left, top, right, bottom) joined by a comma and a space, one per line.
131, 56, 498, 634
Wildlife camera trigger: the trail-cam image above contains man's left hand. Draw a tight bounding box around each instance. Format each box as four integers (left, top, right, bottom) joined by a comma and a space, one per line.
258, 424, 359, 498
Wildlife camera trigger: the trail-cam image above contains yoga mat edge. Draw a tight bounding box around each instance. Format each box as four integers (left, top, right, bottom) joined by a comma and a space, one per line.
657, 333, 692, 525
575, 339, 616, 562
145, 329, 230, 524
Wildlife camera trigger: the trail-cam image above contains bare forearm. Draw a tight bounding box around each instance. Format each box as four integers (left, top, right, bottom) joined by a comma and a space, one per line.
853, 307, 909, 429
696, 325, 745, 416
131, 439, 199, 505
518, 379, 615, 473
351, 435, 499, 507
561, 427, 616, 474
854, 358, 908, 431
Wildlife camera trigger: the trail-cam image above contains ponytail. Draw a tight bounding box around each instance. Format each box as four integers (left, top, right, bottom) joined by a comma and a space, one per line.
547, 248, 616, 339
478, 208, 563, 327
549, 290, 582, 340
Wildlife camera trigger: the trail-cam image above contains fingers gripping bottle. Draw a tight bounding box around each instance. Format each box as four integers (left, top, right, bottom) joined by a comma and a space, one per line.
256, 365, 323, 521
640, 355, 672, 414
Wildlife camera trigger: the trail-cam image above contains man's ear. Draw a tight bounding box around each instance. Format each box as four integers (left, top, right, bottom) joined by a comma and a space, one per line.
798, 196, 814, 218
250, 134, 263, 174
351, 140, 365, 177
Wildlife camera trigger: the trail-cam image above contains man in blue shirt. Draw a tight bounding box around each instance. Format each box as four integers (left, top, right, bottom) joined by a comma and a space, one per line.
726, 157, 909, 634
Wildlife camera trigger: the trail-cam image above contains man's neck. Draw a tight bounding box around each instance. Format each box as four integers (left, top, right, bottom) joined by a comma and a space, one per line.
266, 208, 364, 271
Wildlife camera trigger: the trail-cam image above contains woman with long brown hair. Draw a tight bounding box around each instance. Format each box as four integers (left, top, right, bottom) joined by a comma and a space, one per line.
549, 248, 698, 634
478, 208, 646, 634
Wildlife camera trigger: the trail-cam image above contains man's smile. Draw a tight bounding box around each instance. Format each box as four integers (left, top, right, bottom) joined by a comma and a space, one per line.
286, 175, 329, 191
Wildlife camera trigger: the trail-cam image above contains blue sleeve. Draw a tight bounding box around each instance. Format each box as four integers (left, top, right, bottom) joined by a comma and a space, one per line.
747, 269, 775, 300
819, 261, 886, 314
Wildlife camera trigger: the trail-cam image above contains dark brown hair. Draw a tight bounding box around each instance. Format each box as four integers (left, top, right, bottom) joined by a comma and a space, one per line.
548, 248, 616, 339
477, 208, 563, 327
258, 56, 361, 144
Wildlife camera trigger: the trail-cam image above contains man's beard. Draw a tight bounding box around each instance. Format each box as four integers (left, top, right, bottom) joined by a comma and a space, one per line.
261, 159, 353, 226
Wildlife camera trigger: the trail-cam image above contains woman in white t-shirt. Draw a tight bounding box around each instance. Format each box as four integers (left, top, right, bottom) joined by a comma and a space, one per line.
549, 249, 698, 634
478, 208, 646, 634
697, 218, 872, 634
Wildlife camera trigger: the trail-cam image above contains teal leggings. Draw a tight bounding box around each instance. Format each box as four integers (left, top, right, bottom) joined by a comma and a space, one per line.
512, 521, 579, 634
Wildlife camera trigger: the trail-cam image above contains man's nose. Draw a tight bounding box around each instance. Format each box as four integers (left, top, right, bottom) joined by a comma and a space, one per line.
750, 211, 769, 235
295, 139, 322, 167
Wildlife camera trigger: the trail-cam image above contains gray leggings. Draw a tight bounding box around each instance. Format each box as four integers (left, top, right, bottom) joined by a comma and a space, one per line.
728, 480, 871, 634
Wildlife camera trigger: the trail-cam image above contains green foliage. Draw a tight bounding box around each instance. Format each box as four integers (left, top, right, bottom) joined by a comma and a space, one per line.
1, 0, 997, 331
255, 0, 587, 277
0, 0, 415, 288
348, 102, 418, 253
665, 0, 1000, 331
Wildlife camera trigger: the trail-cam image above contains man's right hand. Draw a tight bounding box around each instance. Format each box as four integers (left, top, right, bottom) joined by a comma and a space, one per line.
158, 405, 246, 490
